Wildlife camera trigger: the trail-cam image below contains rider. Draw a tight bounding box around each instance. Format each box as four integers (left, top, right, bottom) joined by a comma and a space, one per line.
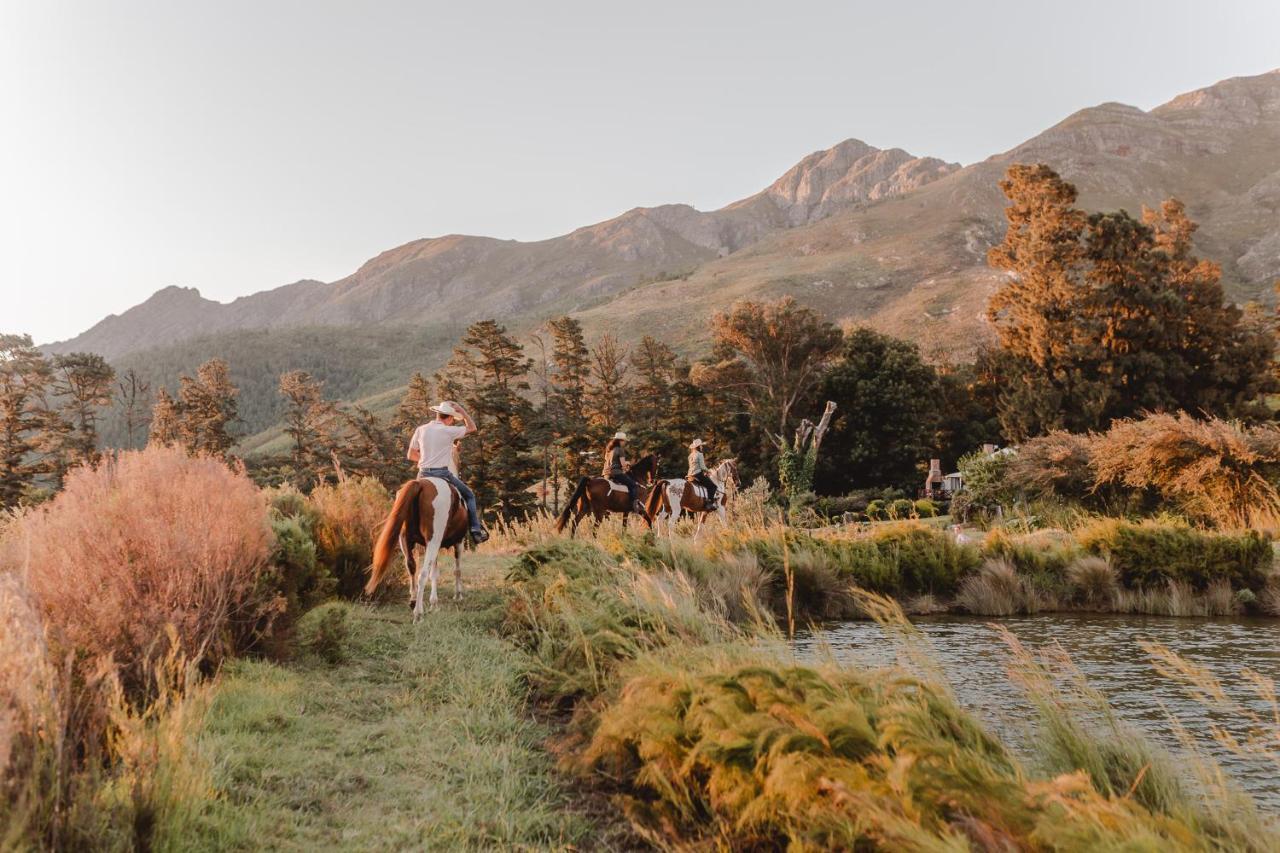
602, 431, 646, 514
407, 400, 489, 544
687, 438, 718, 508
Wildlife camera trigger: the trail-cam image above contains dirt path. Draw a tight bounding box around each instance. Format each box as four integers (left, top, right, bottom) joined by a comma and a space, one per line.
190, 556, 615, 851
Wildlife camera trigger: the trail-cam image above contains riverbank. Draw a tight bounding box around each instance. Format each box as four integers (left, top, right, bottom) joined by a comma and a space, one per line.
188, 555, 622, 851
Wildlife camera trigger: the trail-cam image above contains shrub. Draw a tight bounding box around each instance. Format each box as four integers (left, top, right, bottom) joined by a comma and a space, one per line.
865, 499, 887, 520
296, 602, 351, 664
956, 558, 1044, 616
0, 446, 274, 694
308, 477, 392, 597
888, 498, 915, 520
913, 498, 938, 518
864, 522, 979, 595
1091, 413, 1280, 529
1066, 556, 1117, 608
957, 448, 1015, 509
1004, 430, 1095, 502
264, 515, 335, 626
1076, 519, 1270, 591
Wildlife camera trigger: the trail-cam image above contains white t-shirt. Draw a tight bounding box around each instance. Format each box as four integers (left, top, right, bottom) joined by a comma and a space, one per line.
409, 421, 467, 470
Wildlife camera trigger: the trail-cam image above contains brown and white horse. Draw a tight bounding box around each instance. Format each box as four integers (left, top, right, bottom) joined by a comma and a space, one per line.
646, 459, 740, 538
367, 477, 469, 619
554, 453, 658, 537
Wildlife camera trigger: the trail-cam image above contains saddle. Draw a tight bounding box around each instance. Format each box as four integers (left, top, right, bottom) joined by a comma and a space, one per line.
606, 479, 630, 493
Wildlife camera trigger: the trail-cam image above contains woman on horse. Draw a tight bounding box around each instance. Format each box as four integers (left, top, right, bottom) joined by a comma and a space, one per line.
687, 438, 718, 508
603, 431, 645, 514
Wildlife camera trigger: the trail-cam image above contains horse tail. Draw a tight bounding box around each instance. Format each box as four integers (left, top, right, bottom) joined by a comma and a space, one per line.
555, 477, 591, 532
644, 479, 667, 520
367, 479, 421, 595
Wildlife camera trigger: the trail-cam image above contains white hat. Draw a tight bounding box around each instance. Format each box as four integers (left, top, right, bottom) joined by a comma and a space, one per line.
612, 431, 628, 441
689, 438, 705, 449
431, 401, 464, 418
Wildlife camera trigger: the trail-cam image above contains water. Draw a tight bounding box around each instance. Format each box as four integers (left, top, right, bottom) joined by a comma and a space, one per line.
794, 614, 1280, 805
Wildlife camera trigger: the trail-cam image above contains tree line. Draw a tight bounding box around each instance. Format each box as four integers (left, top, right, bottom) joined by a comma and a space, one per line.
2, 163, 1273, 514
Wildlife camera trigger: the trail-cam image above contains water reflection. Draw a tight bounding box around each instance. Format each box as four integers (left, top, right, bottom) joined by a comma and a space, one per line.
794, 614, 1280, 806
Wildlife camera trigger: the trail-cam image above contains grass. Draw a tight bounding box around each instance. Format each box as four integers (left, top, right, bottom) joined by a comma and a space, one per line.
189, 555, 596, 851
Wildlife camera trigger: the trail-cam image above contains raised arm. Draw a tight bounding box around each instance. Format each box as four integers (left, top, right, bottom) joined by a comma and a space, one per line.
453, 402, 479, 436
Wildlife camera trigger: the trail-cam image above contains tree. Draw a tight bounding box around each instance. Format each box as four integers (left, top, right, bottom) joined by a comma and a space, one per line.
392, 371, 435, 438
176, 359, 239, 457
586, 334, 629, 441
279, 370, 341, 484
336, 405, 404, 487
546, 316, 592, 480
987, 164, 1276, 439
815, 328, 941, 493
0, 334, 52, 508
148, 389, 182, 447
45, 352, 115, 483
437, 320, 537, 518
116, 368, 151, 449
692, 297, 842, 462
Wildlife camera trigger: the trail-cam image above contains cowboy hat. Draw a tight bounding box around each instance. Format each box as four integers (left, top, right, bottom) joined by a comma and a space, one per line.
612, 431, 628, 441
431, 401, 464, 418
689, 438, 705, 449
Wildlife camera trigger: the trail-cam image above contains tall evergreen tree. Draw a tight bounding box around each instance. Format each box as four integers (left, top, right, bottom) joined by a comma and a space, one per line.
586, 334, 629, 442
0, 334, 52, 508
46, 353, 115, 483
437, 320, 537, 518
392, 371, 435, 438
179, 359, 239, 457
148, 389, 182, 447
987, 164, 1276, 439
546, 316, 592, 479
279, 370, 341, 484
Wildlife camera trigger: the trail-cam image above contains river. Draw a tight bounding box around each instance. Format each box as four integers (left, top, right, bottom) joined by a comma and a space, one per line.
794, 614, 1280, 806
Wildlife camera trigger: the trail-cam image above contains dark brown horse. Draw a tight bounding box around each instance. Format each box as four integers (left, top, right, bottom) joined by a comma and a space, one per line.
367, 476, 469, 619
555, 453, 658, 536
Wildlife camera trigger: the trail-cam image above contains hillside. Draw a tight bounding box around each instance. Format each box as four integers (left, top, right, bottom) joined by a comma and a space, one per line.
46, 69, 1280, 446
49, 139, 956, 360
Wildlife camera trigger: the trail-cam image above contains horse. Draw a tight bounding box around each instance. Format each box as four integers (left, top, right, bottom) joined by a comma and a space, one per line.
366, 476, 469, 620
646, 459, 740, 538
555, 453, 659, 537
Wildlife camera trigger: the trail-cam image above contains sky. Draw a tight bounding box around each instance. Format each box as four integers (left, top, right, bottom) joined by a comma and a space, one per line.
2, 1, 1279, 344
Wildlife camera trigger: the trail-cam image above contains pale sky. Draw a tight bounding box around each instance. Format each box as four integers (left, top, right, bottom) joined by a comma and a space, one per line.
3, 0, 1278, 344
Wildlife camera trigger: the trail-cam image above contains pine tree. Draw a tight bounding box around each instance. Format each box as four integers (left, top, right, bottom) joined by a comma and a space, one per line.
439, 320, 537, 518
148, 389, 182, 447
392, 371, 435, 438
586, 334, 629, 442
180, 359, 239, 457
47, 353, 115, 482
0, 334, 52, 508
546, 316, 592, 479
279, 370, 341, 485
987, 164, 1276, 439
337, 405, 404, 487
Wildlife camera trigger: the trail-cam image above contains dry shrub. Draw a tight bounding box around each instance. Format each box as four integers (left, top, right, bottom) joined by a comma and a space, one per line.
1, 446, 273, 693
308, 476, 392, 597
1066, 556, 1117, 609
1005, 430, 1096, 500
1092, 412, 1280, 529
956, 558, 1044, 616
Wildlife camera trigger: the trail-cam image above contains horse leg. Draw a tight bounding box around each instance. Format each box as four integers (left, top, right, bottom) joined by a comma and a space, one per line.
401, 532, 417, 611
693, 512, 706, 541
570, 506, 587, 538
453, 545, 463, 601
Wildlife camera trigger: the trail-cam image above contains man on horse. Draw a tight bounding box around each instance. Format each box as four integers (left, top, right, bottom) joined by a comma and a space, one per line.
687, 438, 718, 509
407, 400, 489, 544
603, 431, 646, 515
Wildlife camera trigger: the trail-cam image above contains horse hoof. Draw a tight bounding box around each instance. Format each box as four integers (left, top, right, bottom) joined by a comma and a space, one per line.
408, 600, 416, 611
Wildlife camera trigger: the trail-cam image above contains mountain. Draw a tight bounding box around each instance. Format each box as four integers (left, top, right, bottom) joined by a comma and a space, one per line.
45, 69, 1280, 444
49, 139, 957, 360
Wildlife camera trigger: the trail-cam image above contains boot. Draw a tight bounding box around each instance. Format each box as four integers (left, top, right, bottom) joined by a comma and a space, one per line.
471, 527, 490, 544
633, 499, 647, 515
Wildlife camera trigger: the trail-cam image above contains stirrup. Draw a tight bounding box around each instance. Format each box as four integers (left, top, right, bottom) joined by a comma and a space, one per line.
471, 528, 489, 544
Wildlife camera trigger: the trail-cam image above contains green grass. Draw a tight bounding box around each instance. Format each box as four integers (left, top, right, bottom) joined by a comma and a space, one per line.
190, 557, 593, 851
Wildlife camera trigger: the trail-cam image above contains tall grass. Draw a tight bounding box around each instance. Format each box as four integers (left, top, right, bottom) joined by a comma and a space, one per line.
307, 475, 391, 597
502, 534, 1279, 849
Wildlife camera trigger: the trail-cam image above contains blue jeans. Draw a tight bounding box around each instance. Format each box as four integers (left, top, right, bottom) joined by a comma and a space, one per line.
418, 468, 483, 532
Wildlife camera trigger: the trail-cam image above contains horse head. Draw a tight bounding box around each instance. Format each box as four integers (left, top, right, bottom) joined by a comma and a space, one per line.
628, 453, 658, 485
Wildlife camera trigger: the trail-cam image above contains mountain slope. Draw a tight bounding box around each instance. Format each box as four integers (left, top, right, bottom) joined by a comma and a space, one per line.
50, 140, 956, 360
